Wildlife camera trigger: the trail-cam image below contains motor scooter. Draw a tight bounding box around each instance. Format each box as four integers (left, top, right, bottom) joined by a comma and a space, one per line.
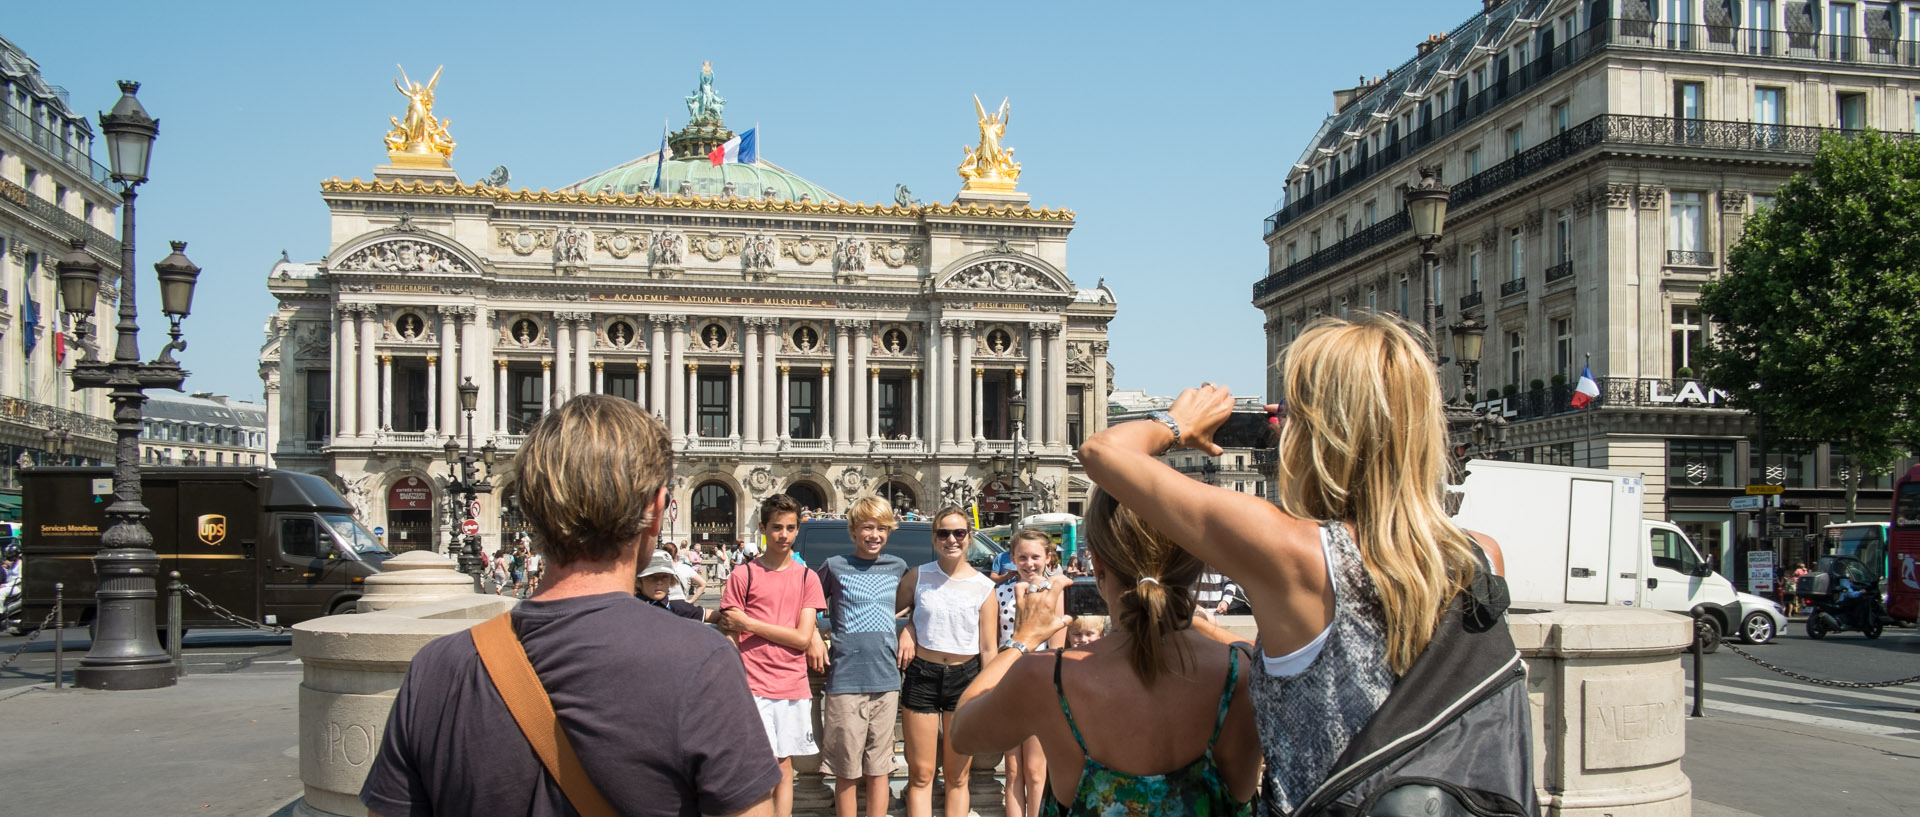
1799, 555, 1888, 639
0, 556, 21, 635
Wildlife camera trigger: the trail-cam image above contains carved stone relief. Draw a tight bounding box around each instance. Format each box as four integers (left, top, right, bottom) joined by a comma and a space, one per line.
869, 240, 924, 269
781, 238, 832, 266
653, 231, 686, 267
943, 260, 1058, 292
834, 236, 867, 273
689, 233, 742, 262
336, 239, 471, 275
742, 233, 777, 276
1720, 190, 1748, 214
593, 229, 649, 260
497, 226, 555, 257
1603, 183, 1635, 209
555, 226, 590, 265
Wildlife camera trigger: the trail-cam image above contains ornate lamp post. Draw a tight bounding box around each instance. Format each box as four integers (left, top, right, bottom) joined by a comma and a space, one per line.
443, 377, 494, 579
40, 426, 71, 466
61, 81, 202, 690
1405, 166, 1451, 352
1007, 393, 1030, 521
1448, 316, 1507, 459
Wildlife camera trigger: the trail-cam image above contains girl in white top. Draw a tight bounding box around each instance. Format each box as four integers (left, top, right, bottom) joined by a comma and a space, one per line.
894, 506, 997, 817
985, 530, 1070, 817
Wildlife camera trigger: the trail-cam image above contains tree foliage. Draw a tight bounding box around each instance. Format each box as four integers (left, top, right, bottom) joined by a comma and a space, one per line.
1699, 131, 1920, 482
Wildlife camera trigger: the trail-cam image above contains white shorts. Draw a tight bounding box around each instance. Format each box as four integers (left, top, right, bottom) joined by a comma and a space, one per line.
754, 695, 819, 759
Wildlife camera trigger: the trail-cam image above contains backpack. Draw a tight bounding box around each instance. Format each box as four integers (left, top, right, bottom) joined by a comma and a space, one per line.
1289, 552, 1536, 817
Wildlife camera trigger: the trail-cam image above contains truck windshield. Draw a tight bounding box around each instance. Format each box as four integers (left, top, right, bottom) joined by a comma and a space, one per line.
321, 513, 390, 558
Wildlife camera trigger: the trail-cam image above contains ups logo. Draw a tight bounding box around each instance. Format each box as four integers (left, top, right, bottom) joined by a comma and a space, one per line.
197, 514, 228, 546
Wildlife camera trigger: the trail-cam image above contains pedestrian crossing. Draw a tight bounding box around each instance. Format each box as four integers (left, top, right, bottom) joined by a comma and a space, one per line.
1685, 674, 1920, 743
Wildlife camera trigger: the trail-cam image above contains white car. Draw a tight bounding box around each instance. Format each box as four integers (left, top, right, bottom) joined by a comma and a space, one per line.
1733, 591, 1787, 644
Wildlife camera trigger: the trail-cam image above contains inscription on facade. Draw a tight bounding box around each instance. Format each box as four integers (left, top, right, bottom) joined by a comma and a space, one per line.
589, 293, 836, 307
1582, 674, 1685, 769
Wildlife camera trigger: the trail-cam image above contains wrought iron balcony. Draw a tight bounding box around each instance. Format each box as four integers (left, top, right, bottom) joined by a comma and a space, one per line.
0, 100, 115, 189
1544, 261, 1575, 283
1499, 278, 1527, 298
1666, 250, 1716, 267
0, 177, 120, 257
0, 395, 112, 440
1252, 113, 1897, 302
1459, 291, 1483, 310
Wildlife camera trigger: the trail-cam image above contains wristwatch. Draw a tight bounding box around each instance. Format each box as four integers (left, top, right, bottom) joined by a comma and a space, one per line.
1005, 639, 1036, 655
1149, 410, 1182, 450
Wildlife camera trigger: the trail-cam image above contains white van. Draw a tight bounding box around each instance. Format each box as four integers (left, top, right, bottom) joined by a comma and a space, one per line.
1449, 460, 1784, 648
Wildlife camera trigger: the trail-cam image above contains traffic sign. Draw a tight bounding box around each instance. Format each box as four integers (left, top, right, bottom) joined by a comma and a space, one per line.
469, 500, 483, 519
1729, 496, 1765, 511
461, 519, 481, 537
1744, 484, 1785, 495
373, 526, 387, 536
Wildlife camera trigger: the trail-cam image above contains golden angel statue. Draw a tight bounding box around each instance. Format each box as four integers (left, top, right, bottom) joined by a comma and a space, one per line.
958, 95, 1021, 192
384, 64, 456, 164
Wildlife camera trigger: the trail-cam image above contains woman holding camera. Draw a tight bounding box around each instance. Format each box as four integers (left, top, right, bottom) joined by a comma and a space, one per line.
982, 529, 1072, 817
1074, 315, 1506, 815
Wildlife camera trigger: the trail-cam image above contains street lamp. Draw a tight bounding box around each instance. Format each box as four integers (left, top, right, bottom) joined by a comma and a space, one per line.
1448, 316, 1507, 459
1008, 393, 1029, 521
65, 80, 195, 690
41, 425, 71, 466
444, 377, 494, 580
1404, 166, 1451, 353
882, 459, 902, 513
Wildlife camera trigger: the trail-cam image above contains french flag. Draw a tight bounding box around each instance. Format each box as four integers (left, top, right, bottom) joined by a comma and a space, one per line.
1570, 364, 1601, 409
709, 128, 757, 166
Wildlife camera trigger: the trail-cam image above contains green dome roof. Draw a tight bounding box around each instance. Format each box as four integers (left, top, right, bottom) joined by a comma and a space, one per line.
565, 154, 842, 203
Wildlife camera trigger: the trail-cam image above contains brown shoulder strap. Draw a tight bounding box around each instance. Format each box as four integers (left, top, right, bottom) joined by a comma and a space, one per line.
471, 613, 619, 817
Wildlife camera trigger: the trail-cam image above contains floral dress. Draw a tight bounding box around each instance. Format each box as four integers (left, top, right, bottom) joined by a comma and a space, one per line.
1048, 646, 1250, 817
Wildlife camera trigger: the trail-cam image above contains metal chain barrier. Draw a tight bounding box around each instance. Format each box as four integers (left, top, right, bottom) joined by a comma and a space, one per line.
176, 581, 287, 635
0, 607, 60, 672
1722, 642, 1920, 689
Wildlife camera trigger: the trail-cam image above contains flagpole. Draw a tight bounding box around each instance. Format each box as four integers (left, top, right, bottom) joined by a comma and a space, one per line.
1583, 352, 1594, 468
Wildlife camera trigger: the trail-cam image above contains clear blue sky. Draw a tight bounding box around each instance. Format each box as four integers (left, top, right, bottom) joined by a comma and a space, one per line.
9, 0, 1455, 404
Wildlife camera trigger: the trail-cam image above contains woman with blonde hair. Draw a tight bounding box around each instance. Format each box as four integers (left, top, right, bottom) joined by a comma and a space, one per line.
983, 529, 1072, 817
951, 486, 1260, 815
1075, 314, 1510, 815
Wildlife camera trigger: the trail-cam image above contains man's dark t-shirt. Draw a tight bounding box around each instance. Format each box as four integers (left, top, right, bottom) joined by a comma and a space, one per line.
643, 595, 707, 622
360, 592, 779, 817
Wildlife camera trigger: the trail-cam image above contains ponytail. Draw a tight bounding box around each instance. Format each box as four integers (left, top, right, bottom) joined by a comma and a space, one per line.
1085, 487, 1202, 687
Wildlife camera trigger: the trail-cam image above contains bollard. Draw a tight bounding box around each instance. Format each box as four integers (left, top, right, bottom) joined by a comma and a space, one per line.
1690, 609, 1705, 718
53, 582, 63, 690
167, 571, 183, 671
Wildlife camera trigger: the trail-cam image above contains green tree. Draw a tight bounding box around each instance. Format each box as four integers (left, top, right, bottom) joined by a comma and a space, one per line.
1699, 131, 1920, 519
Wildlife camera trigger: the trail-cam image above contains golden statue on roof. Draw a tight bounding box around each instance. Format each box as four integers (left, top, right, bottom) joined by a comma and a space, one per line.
958, 95, 1021, 193
384, 64, 456, 167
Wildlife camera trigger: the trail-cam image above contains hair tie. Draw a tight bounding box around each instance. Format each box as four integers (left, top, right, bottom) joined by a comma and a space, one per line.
1136, 577, 1161, 588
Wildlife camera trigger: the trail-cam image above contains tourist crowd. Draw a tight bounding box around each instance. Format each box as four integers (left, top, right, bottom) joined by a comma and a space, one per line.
360, 314, 1533, 817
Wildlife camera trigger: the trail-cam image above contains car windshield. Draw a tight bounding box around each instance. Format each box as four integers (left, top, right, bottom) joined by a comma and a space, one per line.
321, 513, 390, 558
794, 522, 1000, 570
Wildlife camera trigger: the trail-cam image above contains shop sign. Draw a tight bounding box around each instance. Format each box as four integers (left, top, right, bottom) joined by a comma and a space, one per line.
1648, 380, 1730, 406
1747, 551, 1775, 594
388, 476, 434, 511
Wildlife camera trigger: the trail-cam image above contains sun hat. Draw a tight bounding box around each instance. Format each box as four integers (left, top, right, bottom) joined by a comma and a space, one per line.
639, 551, 679, 579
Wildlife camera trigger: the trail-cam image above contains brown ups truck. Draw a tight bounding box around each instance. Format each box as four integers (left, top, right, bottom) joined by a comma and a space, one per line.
19, 466, 388, 635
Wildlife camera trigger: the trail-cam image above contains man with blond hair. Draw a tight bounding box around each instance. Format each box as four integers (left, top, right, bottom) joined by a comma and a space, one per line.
362, 395, 777, 817
813, 496, 913, 817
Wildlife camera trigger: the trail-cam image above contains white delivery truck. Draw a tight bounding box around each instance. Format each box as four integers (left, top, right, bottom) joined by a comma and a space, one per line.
1449, 459, 1786, 650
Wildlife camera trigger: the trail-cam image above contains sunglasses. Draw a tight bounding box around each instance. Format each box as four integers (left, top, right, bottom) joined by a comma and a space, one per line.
935, 529, 970, 540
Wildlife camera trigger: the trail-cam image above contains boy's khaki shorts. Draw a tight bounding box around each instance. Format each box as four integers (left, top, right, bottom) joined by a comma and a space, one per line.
819, 690, 900, 779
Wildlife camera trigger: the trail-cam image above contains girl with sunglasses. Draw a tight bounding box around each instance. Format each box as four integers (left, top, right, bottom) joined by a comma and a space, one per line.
893, 505, 996, 817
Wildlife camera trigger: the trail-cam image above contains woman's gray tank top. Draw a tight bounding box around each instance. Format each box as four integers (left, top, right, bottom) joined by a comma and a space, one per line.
1249, 521, 1395, 816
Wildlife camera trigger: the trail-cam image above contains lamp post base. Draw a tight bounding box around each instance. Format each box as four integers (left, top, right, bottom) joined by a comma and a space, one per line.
74, 547, 178, 690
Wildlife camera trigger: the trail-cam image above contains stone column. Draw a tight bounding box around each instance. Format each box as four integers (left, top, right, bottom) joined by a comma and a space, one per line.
761, 320, 779, 445
553, 313, 572, 402
729, 363, 742, 440
910, 368, 921, 441
495, 360, 508, 436
938, 321, 957, 449
742, 321, 760, 444
832, 322, 851, 444
1090, 340, 1110, 435
1026, 323, 1044, 429
972, 366, 984, 440
437, 307, 459, 435
688, 363, 702, 439
461, 307, 487, 439
539, 361, 552, 413
379, 355, 394, 432
869, 366, 881, 441
358, 307, 379, 439
422, 356, 438, 438
337, 307, 358, 439
1048, 325, 1068, 446
851, 321, 871, 445
574, 316, 593, 399
649, 316, 668, 415
925, 322, 941, 453
778, 364, 791, 442
592, 361, 604, 395
667, 316, 688, 442
820, 364, 833, 442
637, 361, 649, 410
955, 321, 974, 443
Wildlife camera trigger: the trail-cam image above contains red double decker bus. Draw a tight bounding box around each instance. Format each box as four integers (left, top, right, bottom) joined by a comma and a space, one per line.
1888, 464, 1920, 625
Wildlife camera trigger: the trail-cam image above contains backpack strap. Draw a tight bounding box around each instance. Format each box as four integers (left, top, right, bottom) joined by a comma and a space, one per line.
471, 613, 619, 817
1206, 644, 1242, 749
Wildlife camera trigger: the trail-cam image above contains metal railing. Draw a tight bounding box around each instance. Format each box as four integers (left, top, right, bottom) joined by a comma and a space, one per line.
1253, 114, 1893, 301
1262, 17, 1920, 239
1544, 261, 1575, 283
0, 178, 120, 257
1459, 291, 1484, 310
1667, 250, 1716, 267
0, 100, 114, 188
0, 395, 112, 440
1499, 278, 1527, 298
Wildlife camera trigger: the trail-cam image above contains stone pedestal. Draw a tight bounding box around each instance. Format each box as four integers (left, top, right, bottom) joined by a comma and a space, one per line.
355, 550, 476, 612
371, 163, 460, 185
293, 593, 513, 817
952, 189, 1031, 207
